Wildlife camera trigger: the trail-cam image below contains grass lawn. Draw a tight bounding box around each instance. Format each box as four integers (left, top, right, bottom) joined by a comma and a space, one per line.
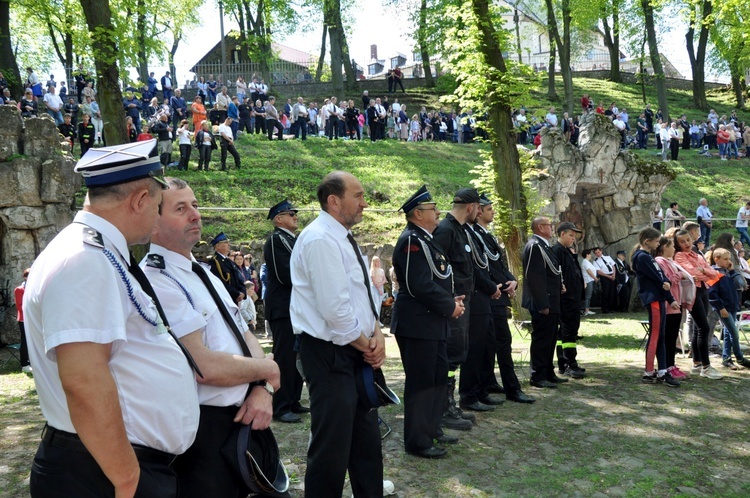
2, 313, 750, 497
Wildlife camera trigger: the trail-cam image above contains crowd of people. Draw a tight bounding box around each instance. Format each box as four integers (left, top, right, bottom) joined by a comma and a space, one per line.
512, 97, 750, 162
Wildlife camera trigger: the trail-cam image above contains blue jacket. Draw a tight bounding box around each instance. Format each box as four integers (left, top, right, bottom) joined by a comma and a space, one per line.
632, 249, 673, 306
708, 266, 740, 314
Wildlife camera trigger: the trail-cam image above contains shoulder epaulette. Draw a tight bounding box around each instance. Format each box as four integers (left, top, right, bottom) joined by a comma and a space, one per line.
81, 226, 104, 248
145, 253, 166, 269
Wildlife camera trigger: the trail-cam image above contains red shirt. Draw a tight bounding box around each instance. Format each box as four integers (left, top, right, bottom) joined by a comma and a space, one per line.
14, 284, 24, 322
581, 97, 589, 109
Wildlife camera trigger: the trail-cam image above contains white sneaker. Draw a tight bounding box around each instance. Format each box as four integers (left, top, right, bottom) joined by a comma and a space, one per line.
700, 365, 724, 380
586, 310, 596, 315
690, 365, 702, 375
22, 365, 33, 374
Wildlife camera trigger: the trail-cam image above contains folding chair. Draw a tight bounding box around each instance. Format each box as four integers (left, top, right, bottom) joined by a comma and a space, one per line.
639, 319, 686, 356
511, 320, 532, 379
735, 311, 750, 349
1, 343, 22, 371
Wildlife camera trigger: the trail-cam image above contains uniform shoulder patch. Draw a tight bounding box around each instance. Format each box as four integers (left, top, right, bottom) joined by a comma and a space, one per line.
145, 253, 166, 269
404, 244, 421, 253
81, 226, 104, 248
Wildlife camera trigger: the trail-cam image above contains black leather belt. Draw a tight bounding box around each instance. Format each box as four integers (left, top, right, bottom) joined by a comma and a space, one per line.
41, 424, 177, 466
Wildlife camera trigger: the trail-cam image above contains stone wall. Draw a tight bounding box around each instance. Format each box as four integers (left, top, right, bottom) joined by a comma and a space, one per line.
0, 106, 80, 342
535, 112, 674, 256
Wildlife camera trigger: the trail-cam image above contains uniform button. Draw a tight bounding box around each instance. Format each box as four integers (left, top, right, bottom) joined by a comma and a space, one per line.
202, 311, 208, 316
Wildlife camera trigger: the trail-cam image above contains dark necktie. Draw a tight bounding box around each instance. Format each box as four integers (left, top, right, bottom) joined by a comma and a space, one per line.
604, 259, 613, 273
191, 262, 252, 357
346, 233, 379, 319
126, 253, 203, 378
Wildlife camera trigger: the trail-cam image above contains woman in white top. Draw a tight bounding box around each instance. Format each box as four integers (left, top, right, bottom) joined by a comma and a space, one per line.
370, 256, 387, 324
659, 122, 670, 161
235, 76, 247, 103
177, 119, 194, 171
580, 248, 598, 315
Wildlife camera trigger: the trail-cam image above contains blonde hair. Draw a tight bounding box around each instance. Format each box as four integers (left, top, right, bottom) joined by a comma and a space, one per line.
712, 247, 730, 260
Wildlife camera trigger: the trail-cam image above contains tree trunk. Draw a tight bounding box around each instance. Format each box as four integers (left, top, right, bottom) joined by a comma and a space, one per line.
169, 34, 180, 88
325, 0, 344, 94
418, 0, 435, 87
638, 35, 647, 104
315, 26, 327, 83
469, 0, 528, 288
0, 0, 23, 98
545, 0, 572, 112
514, 6, 523, 63
339, 28, 357, 91
685, 0, 711, 110
79, 0, 128, 145
546, 8, 557, 100
731, 70, 745, 109
640, 0, 669, 123
601, 0, 621, 82
136, 0, 148, 84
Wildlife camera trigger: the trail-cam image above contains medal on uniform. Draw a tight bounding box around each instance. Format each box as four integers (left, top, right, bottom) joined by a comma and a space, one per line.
465, 244, 471, 252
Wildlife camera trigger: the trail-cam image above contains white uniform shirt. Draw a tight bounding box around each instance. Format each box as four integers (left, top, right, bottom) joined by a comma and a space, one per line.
143, 244, 249, 407
736, 207, 749, 228
593, 254, 616, 276
581, 258, 596, 285
218, 123, 233, 141
43, 92, 62, 111
290, 210, 376, 345
24, 211, 199, 454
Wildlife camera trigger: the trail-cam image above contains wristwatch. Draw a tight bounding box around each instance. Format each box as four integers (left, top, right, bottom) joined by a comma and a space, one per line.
252, 381, 274, 396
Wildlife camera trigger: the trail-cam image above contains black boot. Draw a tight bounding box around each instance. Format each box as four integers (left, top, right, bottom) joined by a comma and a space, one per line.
441, 377, 473, 431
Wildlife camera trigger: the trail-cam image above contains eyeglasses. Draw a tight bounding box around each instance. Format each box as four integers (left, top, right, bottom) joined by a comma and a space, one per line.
282, 212, 298, 217
416, 207, 437, 212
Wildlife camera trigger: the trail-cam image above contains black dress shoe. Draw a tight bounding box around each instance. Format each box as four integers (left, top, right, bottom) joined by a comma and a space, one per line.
478, 396, 505, 406
274, 412, 302, 423
563, 367, 586, 379
486, 384, 506, 394
408, 446, 447, 459
435, 434, 459, 444
507, 391, 536, 403
549, 376, 569, 383
459, 401, 495, 412
530, 380, 558, 389
291, 404, 311, 414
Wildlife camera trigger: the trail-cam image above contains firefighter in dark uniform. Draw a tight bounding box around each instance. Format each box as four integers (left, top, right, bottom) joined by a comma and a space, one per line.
522, 217, 567, 388
263, 199, 308, 423
432, 188, 482, 430
391, 185, 466, 459
458, 195, 504, 412
550, 222, 586, 378
474, 195, 536, 403
209, 232, 245, 304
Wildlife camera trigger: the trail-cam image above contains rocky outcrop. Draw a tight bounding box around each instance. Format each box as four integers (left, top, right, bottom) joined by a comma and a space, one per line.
0, 108, 80, 343
534, 112, 675, 255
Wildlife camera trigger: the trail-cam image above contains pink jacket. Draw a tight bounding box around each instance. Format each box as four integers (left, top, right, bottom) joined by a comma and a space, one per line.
674, 250, 718, 289
656, 257, 695, 312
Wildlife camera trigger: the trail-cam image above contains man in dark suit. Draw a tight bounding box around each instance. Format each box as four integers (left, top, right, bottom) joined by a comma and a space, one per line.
522, 217, 566, 388
432, 188, 482, 430
474, 195, 535, 403
209, 232, 245, 304
366, 101, 379, 142
392, 186, 465, 459
263, 200, 308, 423
550, 222, 586, 379
614, 250, 634, 312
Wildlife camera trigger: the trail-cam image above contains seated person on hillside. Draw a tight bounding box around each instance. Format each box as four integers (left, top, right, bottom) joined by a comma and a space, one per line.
613, 115, 627, 146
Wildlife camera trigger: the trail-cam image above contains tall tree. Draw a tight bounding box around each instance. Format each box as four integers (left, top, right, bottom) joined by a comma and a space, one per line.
685, 0, 712, 110
416, 0, 435, 87
444, 0, 534, 280
546, 12, 557, 100
323, 0, 356, 92
600, 0, 621, 82
639, 0, 669, 122
0, 0, 23, 98
710, 0, 749, 108
544, 0, 573, 113
80, 0, 128, 145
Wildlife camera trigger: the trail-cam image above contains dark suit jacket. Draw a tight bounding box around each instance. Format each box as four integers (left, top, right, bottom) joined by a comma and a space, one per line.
521, 235, 562, 313
210, 252, 244, 302
473, 224, 516, 308
433, 213, 474, 298
263, 227, 295, 321
391, 222, 456, 341
551, 242, 583, 306
466, 225, 500, 315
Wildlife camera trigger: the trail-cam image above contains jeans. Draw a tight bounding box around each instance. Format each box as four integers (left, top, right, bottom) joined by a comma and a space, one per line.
720, 313, 746, 362
47, 109, 64, 125
700, 224, 712, 247
719, 142, 727, 157
583, 282, 594, 311
737, 227, 750, 247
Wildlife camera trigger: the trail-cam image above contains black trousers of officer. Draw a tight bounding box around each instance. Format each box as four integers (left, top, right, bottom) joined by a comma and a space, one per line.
300, 333, 383, 498
220, 138, 240, 169
271, 317, 304, 418
556, 302, 581, 371
617, 281, 631, 312
31, 426, 178, 498
327, 116, 340, 139
447, 299, 471, 370
295, 117, 307, 139
172, 405, 289, 498
458, 310, 493, 404
484, 305, 523, 396
267, 118, 284, 141
396, 335, 447, 453
530, 310, 559, 383
600, 277, 616, 312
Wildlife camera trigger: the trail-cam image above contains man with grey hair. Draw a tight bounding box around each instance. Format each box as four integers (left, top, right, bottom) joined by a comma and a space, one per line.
696, 198, 713, 246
